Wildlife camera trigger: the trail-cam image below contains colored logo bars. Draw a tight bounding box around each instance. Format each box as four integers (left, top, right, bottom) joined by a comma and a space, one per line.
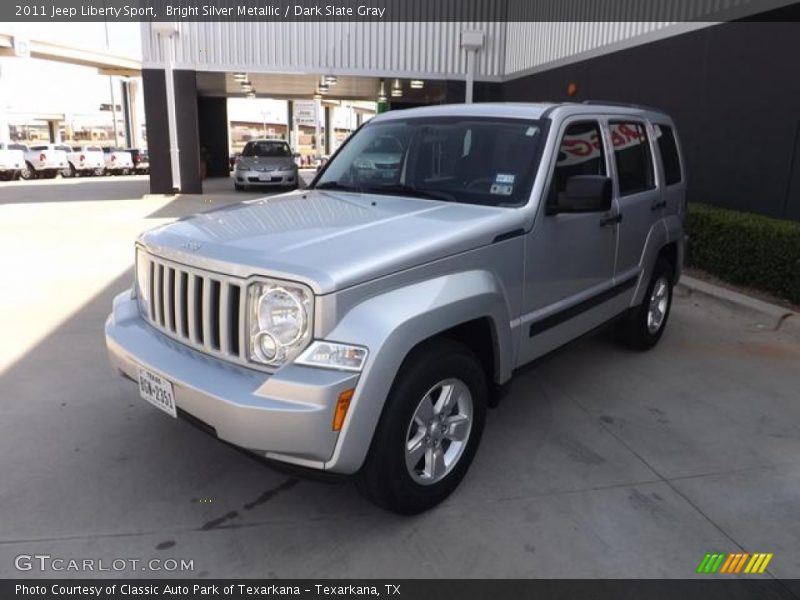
697, 553, 773, 574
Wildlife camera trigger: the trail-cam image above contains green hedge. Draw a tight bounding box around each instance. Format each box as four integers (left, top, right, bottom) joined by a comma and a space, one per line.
687, 204, 800, 305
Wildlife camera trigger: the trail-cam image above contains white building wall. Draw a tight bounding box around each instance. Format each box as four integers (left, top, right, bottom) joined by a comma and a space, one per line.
142, 21, 508, 80
141, 0, 796, 81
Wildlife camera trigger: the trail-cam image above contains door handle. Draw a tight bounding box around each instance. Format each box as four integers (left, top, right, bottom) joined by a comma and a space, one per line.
599, 213, 622, 227
651, 200, 667, 211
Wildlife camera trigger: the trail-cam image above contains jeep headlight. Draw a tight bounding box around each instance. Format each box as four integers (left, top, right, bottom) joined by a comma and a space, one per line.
247, 281, 313, 367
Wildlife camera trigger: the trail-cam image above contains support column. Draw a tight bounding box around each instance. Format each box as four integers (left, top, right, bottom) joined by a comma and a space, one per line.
324, 105, 332, 156
142, 68, 202, 193
174, 70, 202, 193
197, 96, 229, 178
142, 68, 172, 193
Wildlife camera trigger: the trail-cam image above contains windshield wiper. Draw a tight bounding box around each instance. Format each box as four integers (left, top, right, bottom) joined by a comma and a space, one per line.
314, 181, 363, 192
362, 184, 455, 203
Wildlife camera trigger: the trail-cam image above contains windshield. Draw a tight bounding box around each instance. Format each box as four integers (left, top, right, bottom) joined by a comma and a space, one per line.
242, 141, 291, 158
314, 117, 545, 206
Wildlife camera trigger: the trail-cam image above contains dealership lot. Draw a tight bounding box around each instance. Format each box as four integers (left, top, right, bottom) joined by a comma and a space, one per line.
0, 177, 799, 580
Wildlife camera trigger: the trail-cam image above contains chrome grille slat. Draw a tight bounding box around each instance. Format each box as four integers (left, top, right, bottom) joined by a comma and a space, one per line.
165, 267, 176, 332
202, 278, 213, 351
141, 252, 247, 367
175, 272, 187, 337
187, 274, 200, 344
219, 281, 231, 355
153, 263, 163, 326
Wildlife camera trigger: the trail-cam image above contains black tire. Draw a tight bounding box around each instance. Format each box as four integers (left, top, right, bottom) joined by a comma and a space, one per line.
356, 338, 487, 515
19, 163, 35, 180
617, 257, 674, 351
66, 164, 77, 178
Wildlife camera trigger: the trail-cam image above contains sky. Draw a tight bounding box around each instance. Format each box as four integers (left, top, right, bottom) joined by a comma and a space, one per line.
0, 23, 142, 117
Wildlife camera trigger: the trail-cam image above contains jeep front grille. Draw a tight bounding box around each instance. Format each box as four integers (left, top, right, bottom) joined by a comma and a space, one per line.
139, 253, 247, 364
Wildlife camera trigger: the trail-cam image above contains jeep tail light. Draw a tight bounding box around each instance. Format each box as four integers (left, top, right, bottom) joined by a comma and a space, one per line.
39, 153, 46, 162
79, 154, 85, 162
111, 155, 117, 162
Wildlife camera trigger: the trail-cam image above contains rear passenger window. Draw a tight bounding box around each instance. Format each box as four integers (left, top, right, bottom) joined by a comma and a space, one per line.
551, 121, 606, 198
654, 124, 682, 185
610, 122, 655, 195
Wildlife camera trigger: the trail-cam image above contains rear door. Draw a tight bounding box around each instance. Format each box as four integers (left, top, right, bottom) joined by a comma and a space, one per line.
608, 119, 661, 287
518, 117, 619, 365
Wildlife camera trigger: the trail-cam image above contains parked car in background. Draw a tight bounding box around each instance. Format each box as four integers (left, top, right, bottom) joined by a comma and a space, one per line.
233, 140, 299, 191
21, 144, 68, 179
125, 148, 150, 174
65, 145, 105, 177
0, 142, 25, 181
103, 147, 134, 175
106, 102, 686, 514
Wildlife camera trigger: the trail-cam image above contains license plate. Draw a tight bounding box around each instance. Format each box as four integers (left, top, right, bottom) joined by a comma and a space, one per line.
258, 173, 273, 181
137, 368, 177, 418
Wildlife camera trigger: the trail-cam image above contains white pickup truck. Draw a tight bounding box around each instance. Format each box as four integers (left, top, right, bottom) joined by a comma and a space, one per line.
66, 145, 105, 177
0, 142, 25, 181
23, 144, 69, 179
102, 147, 134, 175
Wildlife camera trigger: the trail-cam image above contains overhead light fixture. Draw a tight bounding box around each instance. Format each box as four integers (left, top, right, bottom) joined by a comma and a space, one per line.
324, 75, 338, 85
313, 93, 323, 100
233, 72, 247, 81
318, 83, 329, 93
246, 92, 256, 98
410, 79, 424, 89
378, 79, 387, 103
241, 83, 253, 92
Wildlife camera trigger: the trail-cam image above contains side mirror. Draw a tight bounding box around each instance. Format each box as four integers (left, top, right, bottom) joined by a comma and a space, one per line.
551, 175, 612, 214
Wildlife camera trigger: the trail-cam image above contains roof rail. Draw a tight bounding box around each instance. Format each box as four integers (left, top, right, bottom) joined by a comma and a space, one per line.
581, 100, 667, 114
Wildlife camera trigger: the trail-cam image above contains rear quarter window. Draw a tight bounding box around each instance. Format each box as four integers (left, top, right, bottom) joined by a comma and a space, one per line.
609, 121, 655, 196
653, 124, 682, 186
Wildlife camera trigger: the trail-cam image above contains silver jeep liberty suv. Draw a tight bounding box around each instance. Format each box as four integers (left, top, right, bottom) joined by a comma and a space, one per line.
106, 102, 686, 514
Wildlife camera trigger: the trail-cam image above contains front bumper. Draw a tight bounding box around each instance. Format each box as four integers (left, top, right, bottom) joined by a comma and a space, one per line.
105, 291, 359, 471
235, 168, 297, 186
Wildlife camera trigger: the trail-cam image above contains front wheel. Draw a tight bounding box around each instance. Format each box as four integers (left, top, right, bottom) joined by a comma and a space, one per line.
617, 257, 674, 351
356, 339, 487, 514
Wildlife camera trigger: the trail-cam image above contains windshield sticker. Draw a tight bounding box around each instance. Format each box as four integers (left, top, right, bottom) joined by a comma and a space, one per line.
495, 173, 516, 184
526, 127, 538, 136
490, 183, 514, 196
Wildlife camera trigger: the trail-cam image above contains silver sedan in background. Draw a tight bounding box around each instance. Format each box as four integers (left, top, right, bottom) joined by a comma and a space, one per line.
233, 139, 299, 191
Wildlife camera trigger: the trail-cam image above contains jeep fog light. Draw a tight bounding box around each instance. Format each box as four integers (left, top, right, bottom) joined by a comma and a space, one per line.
296, 341, 368, 372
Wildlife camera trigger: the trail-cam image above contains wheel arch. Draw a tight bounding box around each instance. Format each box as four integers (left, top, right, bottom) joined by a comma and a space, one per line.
322, 270, 512, 473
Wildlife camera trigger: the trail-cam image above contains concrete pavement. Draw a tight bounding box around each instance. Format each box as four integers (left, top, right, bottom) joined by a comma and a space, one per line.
1, 176, 799, 580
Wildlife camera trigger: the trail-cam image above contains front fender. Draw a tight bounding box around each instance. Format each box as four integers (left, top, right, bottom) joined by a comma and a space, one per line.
322, 270, 512, 473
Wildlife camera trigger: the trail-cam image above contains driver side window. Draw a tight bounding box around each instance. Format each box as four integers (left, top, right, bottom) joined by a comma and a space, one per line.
548, 121, 606, 208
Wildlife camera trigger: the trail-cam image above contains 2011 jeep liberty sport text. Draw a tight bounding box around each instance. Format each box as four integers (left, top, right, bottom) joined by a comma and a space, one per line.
106, 102, 686, 514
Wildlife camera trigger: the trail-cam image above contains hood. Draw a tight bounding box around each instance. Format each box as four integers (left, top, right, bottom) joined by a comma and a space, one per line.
138, 190, 524, 294
238, 155, 295, 170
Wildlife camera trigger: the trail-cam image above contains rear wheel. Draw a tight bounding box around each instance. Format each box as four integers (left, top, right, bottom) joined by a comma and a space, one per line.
617, 257, 674, 351
356, 339, 487, 514
19, 163, 35, 180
